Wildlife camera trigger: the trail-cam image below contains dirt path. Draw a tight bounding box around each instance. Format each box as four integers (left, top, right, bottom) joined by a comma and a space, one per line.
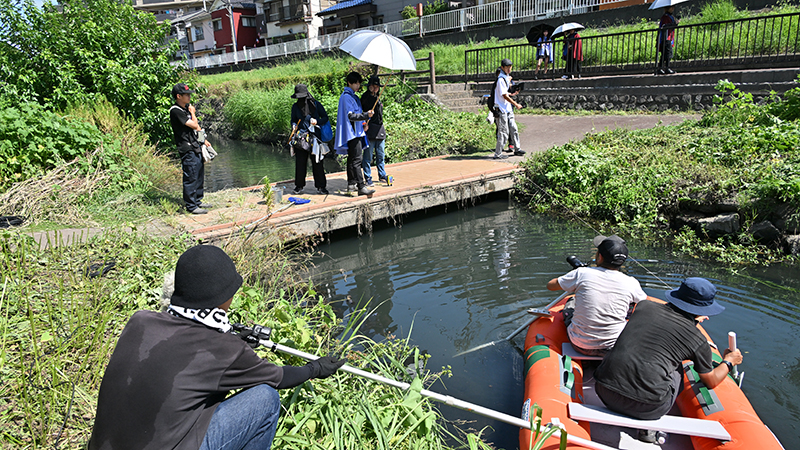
502, 113, 697, 162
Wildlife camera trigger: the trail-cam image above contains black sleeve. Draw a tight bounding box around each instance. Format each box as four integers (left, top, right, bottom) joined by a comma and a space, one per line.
361, 94, 370, 112
277, 364, 314, 389
290, 104, 302, 128
348, 111, 370, 122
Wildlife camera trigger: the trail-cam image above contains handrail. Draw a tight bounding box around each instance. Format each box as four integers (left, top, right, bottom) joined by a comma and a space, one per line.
464, 11, 800, 82
178, 0, 636, 70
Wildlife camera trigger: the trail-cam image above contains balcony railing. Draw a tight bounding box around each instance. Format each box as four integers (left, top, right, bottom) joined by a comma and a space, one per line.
177, 0, 633, 69
464, 11, 800, 81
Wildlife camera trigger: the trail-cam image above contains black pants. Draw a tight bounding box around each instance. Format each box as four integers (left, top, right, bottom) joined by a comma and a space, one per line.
658, 41, 673, 68
181, 150, 204, 211
596, 369, 682, 420
566, 54, 581, 76
294, 148, 326, 190
346, 138, 365, 189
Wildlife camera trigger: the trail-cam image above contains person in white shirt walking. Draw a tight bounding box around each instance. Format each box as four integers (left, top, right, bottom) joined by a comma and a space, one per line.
493, 59, 525, 159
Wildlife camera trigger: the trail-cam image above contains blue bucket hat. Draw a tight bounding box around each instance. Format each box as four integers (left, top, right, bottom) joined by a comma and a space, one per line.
665, 277, 725, 316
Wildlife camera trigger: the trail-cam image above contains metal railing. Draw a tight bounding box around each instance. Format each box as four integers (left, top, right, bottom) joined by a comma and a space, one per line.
179, 0, 633, 69
465, 11, 800, 82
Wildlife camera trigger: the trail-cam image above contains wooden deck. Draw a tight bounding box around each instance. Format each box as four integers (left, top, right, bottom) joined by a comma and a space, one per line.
173, 155, 520, 243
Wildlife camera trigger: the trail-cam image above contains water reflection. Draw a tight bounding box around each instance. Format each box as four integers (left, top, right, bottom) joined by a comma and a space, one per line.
310, 200, 800, 449
204, 136, 344, 192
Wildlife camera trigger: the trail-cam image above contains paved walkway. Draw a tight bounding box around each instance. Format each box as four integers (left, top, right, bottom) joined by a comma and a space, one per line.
505, 113, 695, 163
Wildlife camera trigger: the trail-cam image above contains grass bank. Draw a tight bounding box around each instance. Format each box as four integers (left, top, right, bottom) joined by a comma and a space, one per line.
0, 229, 480, 449
515, 78, 800, 265
0, 99, 181, 230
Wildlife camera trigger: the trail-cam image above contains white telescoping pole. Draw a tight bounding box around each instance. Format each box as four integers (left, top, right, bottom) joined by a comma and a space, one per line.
258, 337, 618, 450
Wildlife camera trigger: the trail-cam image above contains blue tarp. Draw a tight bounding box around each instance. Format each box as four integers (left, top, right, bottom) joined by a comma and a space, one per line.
317, 0, 371, 16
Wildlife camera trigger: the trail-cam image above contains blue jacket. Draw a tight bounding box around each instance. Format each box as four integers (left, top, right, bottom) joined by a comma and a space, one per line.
335, 87, 368, 153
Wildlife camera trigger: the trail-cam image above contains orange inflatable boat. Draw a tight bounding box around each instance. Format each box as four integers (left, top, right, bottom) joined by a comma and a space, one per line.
520, 295, 784, 450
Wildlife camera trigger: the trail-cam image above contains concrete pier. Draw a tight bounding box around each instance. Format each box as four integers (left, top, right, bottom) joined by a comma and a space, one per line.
176, 155, 519, 244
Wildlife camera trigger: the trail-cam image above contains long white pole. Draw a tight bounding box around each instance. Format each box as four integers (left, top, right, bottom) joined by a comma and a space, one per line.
453, 291, 568, 357
727, 331, 739, 378
258, 337, 618, 450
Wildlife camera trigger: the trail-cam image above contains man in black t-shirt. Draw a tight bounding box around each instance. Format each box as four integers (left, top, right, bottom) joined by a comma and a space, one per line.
594, 277, 743, 442
89, 245, 345, 450
170, 83, 212, 214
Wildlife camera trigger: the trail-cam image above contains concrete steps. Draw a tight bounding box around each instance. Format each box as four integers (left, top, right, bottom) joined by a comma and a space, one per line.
433, 67, 800, 113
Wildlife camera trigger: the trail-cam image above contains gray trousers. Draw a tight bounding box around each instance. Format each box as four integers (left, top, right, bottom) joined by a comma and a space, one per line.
495, 110, 520, 156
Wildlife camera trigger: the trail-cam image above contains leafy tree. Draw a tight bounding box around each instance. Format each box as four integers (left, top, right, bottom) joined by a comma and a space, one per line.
0, 0, 192, 148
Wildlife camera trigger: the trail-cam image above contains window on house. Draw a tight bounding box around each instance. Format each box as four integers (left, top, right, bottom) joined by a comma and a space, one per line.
269, 2, 280, 22
242, 16, 256, 27
193, 26, 205, 41
212, 19, 222, 31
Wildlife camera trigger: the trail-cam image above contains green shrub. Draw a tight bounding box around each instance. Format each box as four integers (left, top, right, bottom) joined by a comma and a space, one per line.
0, 0, 188, 148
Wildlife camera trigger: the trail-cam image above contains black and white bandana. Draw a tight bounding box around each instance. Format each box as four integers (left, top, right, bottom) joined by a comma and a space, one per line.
167, 304, 232, 333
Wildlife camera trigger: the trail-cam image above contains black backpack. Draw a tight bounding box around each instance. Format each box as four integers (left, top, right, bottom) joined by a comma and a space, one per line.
487, 76, 500, 114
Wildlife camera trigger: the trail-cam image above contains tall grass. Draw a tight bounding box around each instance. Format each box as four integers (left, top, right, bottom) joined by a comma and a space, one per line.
201, 55, 355, 87
0, 99, 180, 228
516, 79, 800, 264
0, 228, 480, 449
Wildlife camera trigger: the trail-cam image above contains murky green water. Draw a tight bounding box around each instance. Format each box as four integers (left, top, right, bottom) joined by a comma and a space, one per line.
309, 199, 800, 450
203, 136, 342, 192
210, 138, 800, 448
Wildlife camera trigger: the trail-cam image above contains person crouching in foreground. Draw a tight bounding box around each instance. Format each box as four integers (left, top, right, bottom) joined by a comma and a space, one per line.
593, 277, 743, 443
88, 245, 345, 450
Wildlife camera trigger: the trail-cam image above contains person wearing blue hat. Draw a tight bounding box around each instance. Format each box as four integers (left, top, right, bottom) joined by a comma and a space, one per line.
593, 277, 743, 443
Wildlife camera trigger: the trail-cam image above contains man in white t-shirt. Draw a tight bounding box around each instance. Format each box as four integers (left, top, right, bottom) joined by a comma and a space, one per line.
546, 235, 647, 356
493, 58, 525, 159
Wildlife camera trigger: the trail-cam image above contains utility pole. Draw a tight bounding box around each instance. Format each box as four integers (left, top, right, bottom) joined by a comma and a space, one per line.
226, 0, 238, 64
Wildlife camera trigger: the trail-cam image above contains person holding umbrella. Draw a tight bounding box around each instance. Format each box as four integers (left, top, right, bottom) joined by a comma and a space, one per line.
335, 72, 375, 196
563, 28, 583, 79
360, 75, 388, 187
534, 29, 553, 79
656, 5, 679, 74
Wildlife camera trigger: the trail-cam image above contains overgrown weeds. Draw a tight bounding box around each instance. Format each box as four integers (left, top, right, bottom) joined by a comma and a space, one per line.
516, 78, 800, 265
0, 229, 482, 449
0, 99, 180, 227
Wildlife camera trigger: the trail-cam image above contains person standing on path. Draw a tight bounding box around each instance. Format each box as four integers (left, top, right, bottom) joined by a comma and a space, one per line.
656, 6, 678, 75
534, 30, 553, 79
335, 72, 375, 196
170, 83, 213, 215
360, 75, 388, 187
289, 84, 329, 195
493, 59, 525, 159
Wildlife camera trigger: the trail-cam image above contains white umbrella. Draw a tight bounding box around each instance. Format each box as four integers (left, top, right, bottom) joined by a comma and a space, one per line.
339, 30, 417, 71
551, 22, 585, 38
649, 0, 689, 9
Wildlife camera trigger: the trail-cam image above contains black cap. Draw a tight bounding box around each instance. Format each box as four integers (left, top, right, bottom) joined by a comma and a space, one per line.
593, 234, 628, 267
291, 83, 310, 99
172, 83, 195, 97
501, 58, 513, 67
170, 245, 243, 309
367, 75, 383, 87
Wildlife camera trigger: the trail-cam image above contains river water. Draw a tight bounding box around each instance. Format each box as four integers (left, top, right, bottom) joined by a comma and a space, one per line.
309, 200, 800, 450
210, 138, 800, 449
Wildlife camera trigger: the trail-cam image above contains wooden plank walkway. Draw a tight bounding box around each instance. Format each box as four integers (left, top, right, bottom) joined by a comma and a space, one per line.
173, 155, 520, 243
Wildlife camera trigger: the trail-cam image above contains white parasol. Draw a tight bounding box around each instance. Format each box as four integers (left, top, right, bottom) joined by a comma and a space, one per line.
339, 30, 417, 71
649, 0, 690, 9
551, 22, 585, 38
